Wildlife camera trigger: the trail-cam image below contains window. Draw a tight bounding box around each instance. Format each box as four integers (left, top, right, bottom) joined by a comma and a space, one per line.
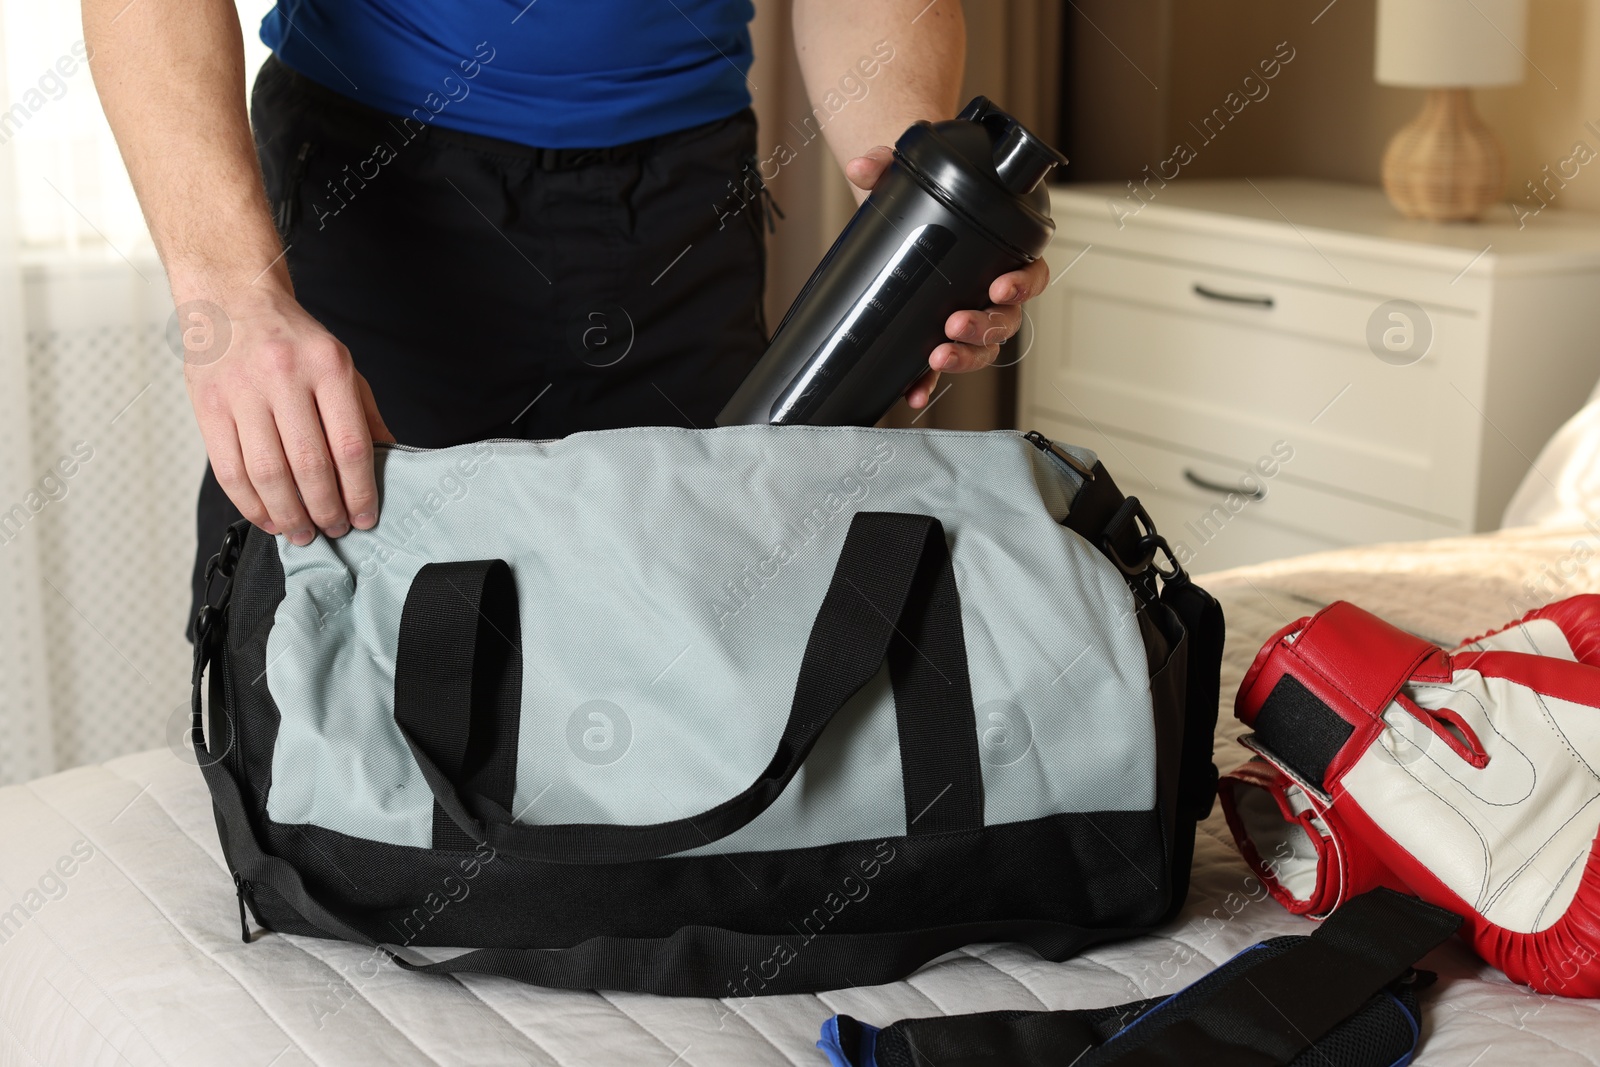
2, 0, 276, 251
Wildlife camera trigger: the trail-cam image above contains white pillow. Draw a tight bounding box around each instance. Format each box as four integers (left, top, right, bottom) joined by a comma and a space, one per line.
1503, 373, 1600, 529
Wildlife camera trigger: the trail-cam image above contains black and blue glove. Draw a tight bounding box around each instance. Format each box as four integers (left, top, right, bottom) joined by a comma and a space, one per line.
819, 889, 1458, 1067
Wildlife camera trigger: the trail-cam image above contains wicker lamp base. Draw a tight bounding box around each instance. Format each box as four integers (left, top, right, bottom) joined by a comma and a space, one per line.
1381, 88, 1506, 222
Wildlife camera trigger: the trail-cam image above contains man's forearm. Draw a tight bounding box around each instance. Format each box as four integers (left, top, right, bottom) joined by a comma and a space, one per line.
791, 0, 966, 176
84, 0, 287, 300
87, 0, 391, 546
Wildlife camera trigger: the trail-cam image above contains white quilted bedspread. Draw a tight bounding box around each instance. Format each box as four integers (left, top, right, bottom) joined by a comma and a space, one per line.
4, 526, 1600, 1066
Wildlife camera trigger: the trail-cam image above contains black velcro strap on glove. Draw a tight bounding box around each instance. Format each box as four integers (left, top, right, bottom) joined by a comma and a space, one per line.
1251, 674, 1356, 791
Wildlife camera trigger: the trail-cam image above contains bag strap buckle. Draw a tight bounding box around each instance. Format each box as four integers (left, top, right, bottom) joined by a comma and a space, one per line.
197, 524, 245, 638
203, 525, 243, 588
1102, 496, 1184, 582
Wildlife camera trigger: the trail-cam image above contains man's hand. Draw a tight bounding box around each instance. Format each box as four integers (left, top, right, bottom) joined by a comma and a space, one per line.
85, 0, 391, 542
845, 147, 1051, 410
183, 283, 391, 544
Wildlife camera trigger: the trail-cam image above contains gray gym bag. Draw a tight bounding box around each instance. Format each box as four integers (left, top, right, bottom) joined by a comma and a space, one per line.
191, 425, 1223, 996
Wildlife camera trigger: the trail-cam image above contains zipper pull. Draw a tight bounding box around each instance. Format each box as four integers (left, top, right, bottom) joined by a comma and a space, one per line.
1023, 430, 1096, 480
234, 872, 253, 944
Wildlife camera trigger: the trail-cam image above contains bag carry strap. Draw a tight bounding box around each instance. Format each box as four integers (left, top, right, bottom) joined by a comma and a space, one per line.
839, 889, 1461, 1067
392, 510, 984, 864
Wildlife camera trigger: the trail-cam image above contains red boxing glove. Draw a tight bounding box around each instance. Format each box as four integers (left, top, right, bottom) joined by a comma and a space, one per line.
1222, 595, 1600, 922
1231, 601, 1600, 997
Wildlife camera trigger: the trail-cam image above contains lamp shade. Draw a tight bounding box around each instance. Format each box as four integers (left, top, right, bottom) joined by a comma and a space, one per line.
1375, 0, 1527, 87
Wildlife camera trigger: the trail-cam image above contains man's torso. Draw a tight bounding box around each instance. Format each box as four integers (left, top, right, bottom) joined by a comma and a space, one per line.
260, 0, 755, 148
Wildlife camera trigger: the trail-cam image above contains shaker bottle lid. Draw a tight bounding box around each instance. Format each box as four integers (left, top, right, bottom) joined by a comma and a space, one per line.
992, 123, 1069, 195
960, 95, 1070, 194
892, 96, 1068, 260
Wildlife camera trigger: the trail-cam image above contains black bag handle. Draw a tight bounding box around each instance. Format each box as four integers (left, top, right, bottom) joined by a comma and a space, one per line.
392, 559, 523, 851
392, 510, 984, 864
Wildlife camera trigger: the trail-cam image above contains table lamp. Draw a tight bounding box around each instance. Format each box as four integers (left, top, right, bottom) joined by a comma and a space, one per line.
1375, 0, 1527, 221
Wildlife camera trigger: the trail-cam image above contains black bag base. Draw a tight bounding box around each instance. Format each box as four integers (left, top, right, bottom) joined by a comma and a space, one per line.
230, 804, 1173, 997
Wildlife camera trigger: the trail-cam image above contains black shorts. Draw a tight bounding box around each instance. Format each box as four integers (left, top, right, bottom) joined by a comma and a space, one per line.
190, 56, 768, 629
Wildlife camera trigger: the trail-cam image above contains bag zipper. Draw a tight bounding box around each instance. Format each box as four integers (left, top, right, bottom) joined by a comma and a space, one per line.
379, 437, 536, 453
380, 426, 1064, 454
1022, 429, 1097, 480
381, 429, 1098, 496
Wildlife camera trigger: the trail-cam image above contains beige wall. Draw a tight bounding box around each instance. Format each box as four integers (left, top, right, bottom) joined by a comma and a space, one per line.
1069, 0, 1600, 218
1487, 0, 1600, 213
747, 0, 852, 328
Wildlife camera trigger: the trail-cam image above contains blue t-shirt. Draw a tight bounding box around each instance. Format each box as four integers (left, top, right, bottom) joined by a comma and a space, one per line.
260, 0, 754, 149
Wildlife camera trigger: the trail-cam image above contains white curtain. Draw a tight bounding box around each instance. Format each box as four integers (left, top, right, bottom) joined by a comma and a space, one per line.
0, 1, 248, 786
0, 4, 56, 784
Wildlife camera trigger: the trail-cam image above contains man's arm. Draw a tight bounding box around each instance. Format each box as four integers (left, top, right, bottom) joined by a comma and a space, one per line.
791, 0, 966, 176
791, 0, 1049, 410
84, 0, 389, 545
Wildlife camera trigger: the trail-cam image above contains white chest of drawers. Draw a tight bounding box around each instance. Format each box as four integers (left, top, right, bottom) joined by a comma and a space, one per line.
1019, 179, 1600, 573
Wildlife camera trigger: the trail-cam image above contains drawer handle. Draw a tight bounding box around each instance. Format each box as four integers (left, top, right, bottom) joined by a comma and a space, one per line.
1192, 283, 1274, 309
1183, 468, 1266, 501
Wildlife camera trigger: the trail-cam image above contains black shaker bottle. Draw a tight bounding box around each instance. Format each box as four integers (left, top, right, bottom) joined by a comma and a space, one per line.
715, 96, 1067, 427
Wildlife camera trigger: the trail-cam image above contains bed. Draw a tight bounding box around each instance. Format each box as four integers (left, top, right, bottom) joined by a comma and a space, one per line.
4, 523, 1600, 1066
